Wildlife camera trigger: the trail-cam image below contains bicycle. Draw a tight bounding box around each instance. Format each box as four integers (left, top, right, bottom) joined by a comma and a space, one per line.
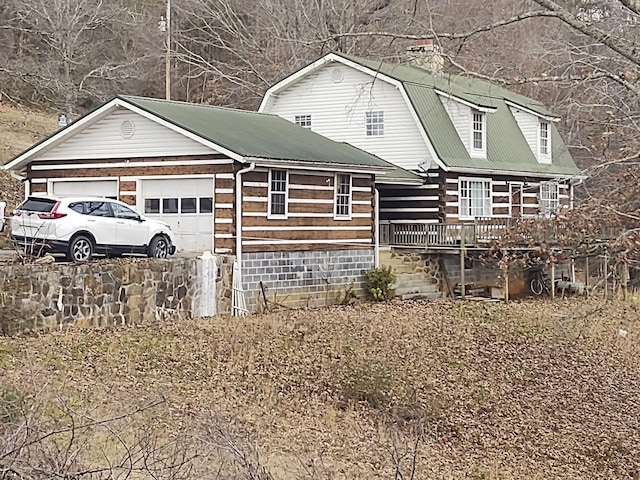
528, 266, 551, 295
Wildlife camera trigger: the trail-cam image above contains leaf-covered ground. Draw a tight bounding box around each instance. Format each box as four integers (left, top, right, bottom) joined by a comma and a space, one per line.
2, 298, 640, 479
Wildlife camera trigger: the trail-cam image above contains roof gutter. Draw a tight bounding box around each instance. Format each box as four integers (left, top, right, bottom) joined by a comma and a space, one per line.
242, 156, 394, 175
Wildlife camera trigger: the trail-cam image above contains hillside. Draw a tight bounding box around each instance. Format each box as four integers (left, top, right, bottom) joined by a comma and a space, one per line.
0, 103, 57, 209
2, 299, 640, 479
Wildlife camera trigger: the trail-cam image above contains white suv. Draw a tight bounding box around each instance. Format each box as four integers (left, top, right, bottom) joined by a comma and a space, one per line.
11, 196, 177, 262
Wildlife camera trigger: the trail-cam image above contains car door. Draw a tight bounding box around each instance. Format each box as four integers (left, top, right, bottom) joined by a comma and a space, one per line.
111, 202, 147, 248
84, 201, 117, 247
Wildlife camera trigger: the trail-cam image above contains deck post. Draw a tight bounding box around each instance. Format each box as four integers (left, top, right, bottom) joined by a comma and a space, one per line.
551, 263, 555, 300
604, 252, 608, 300
585, 255, 590, 296
504, 257, 509, 304
460, 237, 466, 300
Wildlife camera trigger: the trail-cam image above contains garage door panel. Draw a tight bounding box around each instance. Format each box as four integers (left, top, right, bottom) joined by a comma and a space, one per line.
140, 178, 214, 253
51, 180, 118, 198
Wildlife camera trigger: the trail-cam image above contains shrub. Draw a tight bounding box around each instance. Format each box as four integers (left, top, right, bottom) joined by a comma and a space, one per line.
364, 265, 397, 301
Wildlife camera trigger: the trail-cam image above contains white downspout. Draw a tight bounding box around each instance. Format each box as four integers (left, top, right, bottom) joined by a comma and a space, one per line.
235, 162, 256, 280
374, 187, 380, 268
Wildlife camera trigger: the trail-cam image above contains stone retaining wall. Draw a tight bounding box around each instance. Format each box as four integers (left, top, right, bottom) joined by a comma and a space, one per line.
0, 255, 234, 335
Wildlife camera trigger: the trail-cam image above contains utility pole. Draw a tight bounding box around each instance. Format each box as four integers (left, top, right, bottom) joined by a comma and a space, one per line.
165, 0, 171, 100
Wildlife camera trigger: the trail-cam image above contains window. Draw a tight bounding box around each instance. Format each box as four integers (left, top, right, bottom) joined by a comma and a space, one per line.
145, 196, 212, 214
459, 178, 491, 219
145, 199, 160, 214
68, 202, 85, 214
269, 169, 288, 217
199, 197, 213, 214
162, 198, 179, 214
366, 111, 384, 136
471, 111, 485, 155
539, 121, 550, 158
87, 201, 113, 217
181, 198, 197, 214
112, 203, 140, 220
335, 174, 351, 219
540, 181, 559, 216
294, 115, 312, 128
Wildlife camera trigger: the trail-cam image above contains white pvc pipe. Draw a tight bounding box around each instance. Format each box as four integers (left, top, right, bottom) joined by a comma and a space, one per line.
374, 187, 380, 268
234, 162, 256, 280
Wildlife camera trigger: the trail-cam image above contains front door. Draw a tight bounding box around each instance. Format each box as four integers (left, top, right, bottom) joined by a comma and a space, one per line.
509, 182, 523, 218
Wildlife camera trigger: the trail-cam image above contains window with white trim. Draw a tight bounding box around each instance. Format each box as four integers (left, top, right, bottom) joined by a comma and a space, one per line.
539, 181, 559, 217
366, 111, 384, 136
268, 169, 288, 217
471, 111, 486, 156
539, 121, 551, 161
294, 115, 312, 128
335, 174, 352, 219
459, 178, 492, 219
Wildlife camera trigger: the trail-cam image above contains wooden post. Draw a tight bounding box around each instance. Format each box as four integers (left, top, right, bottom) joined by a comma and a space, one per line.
550, 263, 555, 300
623, 263, 629, 301
604, 252, 608, 300
504, 268, 509, 303
460, 236, 466, 300
585, 255, 590, 294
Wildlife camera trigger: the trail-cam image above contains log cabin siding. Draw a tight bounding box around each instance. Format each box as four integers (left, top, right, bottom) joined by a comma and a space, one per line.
378, 182, 440, 222
241, 168, 375, 253
442, 172, 572, 222
379, 171, 572, 225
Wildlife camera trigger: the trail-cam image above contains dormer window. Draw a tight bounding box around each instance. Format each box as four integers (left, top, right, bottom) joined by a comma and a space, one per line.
471, 111, 486, 157
539, 121, 551, 162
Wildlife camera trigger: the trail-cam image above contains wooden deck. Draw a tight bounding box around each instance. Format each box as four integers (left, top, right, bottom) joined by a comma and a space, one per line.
380, 218, 623, 248
380, 218, 516, 247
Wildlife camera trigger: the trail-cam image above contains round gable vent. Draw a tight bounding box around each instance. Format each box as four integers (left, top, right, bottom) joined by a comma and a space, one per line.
331, 68, 344, 83
120, 120, 135, 139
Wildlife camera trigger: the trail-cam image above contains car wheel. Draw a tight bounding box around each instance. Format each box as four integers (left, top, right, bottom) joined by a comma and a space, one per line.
69, 235, 93, 263
149, 235, 170, 258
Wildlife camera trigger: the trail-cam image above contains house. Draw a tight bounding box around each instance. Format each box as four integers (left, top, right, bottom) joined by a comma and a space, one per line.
259, 49, 583, 239
3, 95, 407, 311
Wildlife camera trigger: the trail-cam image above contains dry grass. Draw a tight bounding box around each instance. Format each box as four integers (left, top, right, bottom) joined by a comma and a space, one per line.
2, 298, 640, 479
0, 102, 57, 210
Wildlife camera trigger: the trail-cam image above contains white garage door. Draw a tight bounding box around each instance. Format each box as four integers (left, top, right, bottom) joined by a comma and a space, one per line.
50, 180, 118, 198
140, 178, 214, 253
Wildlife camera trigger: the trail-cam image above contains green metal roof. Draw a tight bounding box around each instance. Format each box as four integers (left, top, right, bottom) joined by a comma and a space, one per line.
119, 95, 402, 171
332, 53, 581, 177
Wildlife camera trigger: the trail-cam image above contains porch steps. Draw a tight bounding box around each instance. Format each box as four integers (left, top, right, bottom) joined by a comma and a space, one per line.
394, 272, 443, 300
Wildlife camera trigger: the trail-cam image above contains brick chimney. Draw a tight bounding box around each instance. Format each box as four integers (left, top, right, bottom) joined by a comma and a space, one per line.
407, 38, 444, 73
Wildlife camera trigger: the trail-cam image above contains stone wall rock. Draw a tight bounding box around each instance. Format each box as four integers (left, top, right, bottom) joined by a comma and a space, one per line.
0, 255, 234, 335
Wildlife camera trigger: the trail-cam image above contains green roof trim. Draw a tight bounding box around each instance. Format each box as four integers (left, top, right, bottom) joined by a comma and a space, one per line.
330, 53, 581, 177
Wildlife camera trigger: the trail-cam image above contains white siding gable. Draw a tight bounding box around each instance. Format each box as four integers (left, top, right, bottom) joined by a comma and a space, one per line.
510, 106, 551, 164
38, 109, 217, 161
440, 96, 471, 152
263, 63, 436, 171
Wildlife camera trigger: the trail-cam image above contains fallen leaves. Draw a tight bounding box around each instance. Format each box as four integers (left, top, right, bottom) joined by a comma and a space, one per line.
2, 298, 640, 478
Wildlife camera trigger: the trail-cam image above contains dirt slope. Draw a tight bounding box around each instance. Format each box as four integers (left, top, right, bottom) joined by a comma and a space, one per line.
0, 103, 56, 209
2, 299, 640, 479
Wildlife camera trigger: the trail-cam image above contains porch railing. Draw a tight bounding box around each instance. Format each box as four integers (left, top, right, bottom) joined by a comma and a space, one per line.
380, 218, 515, 247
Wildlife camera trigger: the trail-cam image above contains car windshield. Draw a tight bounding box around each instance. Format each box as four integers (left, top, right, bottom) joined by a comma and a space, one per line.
18, 197, 57, 213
